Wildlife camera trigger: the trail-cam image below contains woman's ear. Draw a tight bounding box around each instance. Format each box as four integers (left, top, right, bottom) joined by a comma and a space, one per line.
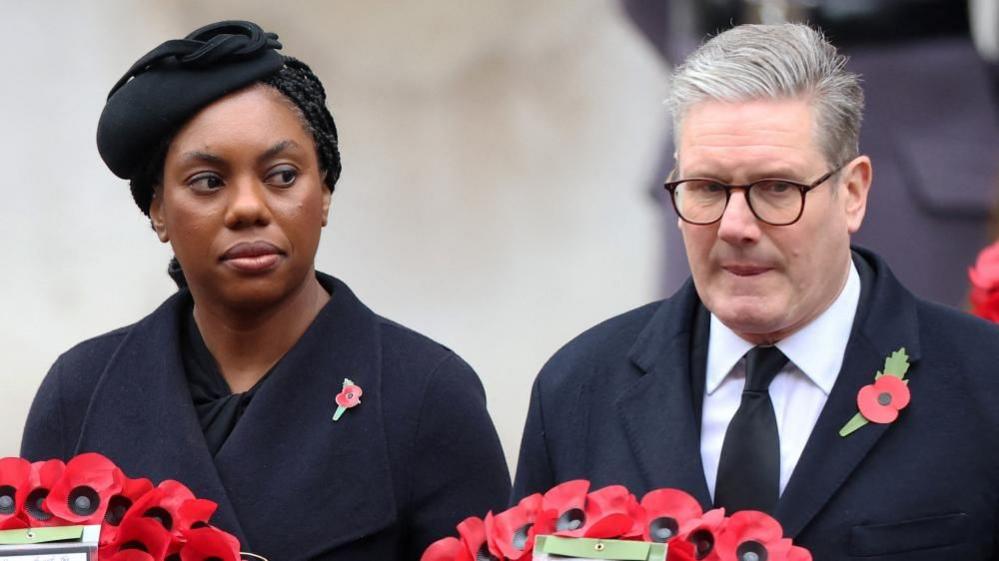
321, 183, 332, 227
149, 189, 170, 243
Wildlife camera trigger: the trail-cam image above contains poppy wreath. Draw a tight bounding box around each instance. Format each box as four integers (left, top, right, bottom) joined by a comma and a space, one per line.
421, 480, 812, 561
969, 240, 999, 322
0, 453, 253, 561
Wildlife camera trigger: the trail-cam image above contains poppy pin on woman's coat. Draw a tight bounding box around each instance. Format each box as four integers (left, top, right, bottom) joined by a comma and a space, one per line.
333, 378, 362, 422
839, 348, 911, 437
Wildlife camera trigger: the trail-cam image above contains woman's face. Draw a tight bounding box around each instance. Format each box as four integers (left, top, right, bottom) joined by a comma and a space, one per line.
150, 85, 331, 311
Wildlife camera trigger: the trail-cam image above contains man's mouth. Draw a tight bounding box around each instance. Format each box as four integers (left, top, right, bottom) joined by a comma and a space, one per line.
722, 264, 772, 277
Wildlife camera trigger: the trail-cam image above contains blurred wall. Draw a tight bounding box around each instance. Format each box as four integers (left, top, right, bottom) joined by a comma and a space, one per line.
1, 1, 672, 468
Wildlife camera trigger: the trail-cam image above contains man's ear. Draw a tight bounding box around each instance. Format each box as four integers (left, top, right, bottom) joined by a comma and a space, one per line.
840, 155, 872, 234
149, 188, 170, 243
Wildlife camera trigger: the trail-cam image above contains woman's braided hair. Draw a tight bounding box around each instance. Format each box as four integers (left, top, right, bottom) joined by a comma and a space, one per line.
261, 57, 341, 190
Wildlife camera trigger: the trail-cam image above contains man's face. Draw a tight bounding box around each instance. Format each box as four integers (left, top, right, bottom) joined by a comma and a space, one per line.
676, 97, 870, 344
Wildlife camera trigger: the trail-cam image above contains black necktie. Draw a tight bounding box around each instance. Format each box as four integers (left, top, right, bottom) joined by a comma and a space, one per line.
714, 346, 788, 514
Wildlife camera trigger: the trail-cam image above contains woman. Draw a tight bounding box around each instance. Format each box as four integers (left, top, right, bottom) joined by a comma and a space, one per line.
21, 20, 510, 561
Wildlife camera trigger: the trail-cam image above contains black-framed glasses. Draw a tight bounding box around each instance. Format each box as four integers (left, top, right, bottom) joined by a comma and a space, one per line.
663, 163, 846, 226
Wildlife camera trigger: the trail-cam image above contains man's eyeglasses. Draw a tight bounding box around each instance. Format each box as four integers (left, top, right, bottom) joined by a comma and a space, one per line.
663, 163, 846, 226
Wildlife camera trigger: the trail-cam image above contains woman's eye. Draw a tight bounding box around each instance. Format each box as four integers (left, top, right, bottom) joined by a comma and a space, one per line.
188, 173, 223, 193
267, 167, 298, 187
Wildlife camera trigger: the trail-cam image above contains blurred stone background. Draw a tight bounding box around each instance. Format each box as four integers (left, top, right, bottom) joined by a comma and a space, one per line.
1, 1, 670, 465
3, 0, 997, 471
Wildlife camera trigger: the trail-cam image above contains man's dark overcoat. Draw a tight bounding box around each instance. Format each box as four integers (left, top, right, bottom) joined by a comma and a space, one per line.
513, 248, 999, 560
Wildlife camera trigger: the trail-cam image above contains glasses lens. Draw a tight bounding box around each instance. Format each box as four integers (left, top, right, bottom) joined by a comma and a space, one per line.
674, 180, 727, 223
748, 180, 802, 225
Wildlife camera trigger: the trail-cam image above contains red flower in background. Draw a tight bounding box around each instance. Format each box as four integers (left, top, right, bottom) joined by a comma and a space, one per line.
667, 538, 698, 561
0, 454, 248, 561
121, 480, 196, 533
641, 488, 703, 543
457, 516, 496, 560
175, 498, 218, 534
714, 511, 784, 561
487, 493, 556, 559
179, 526, 241, 561
857, 375, 910, 424
99, 516, 172, 560
47, 453, 123, 524
679, 508, 727, 561
420, 481, 813, 561
24, 459, 65, 525
542, 480, 590, 536
969, 240, 999, 321
0, 457, 31, 529
421, 537, 472, 561
106, 477, 155, 525
100, 476, 155, 548
581, 485, 643, 539
105, 550, 156, 561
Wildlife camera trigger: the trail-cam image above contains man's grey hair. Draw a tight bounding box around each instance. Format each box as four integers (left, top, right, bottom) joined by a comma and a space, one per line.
670, 23, 864, 168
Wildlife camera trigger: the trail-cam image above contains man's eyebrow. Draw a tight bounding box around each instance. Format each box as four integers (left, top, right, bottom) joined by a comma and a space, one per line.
681, 168, 805, 182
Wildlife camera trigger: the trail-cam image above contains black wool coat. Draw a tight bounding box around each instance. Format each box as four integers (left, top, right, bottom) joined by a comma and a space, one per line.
513, 248, 999, 560
22, 273, 511, 561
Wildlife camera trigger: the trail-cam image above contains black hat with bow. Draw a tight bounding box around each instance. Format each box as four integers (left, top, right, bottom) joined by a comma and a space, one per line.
97, 20, 285, 212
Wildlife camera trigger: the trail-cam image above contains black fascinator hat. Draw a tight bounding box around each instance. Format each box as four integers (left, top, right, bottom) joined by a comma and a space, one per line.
96, 21, 286, 212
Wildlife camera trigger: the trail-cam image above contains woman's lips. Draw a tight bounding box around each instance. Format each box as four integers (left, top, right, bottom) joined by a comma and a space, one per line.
220, 241, 285, 274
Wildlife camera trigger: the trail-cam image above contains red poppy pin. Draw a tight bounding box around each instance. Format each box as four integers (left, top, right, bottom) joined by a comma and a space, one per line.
333, 378, 362, 422
839, 348, 911, 437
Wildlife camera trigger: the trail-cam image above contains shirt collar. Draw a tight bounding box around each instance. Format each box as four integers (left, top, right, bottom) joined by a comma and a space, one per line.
705, 260, 861, 395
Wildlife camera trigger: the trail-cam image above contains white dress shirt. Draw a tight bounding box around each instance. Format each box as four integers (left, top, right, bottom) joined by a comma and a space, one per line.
700, 261, 861, 498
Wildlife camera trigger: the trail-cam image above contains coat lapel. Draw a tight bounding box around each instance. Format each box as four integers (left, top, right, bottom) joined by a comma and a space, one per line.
73, 291, 248, 545
775, 249, 923, 537
615, 281, 713, 507
212, 275, 396, 559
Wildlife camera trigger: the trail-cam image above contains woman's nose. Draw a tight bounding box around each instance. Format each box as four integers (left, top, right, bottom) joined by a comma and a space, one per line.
224, 177, 273, 229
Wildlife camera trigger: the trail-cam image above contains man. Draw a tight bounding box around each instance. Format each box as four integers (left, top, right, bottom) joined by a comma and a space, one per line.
513, 23, 999, 560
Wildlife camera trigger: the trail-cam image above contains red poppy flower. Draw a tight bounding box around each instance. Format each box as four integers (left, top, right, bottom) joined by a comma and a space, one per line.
678, 508, 726, 561
857, 375, 910, 424
970, 240, 999, 321
100, 515, 173, 560
486, 493, 556, 560
581, 485, 643, 539
24, 459, 65, 525
47, 453, 123, 524
420, 537, 473, 561
105, 550, 156, 561
0, 457, 31, 528
456, 516, 496, 560
105, 476, 154, 527
100, 476, 156, 548
178, 526, 241, 561
641, 488, 703, 543
714, 510, 785, 561
121, 480, 196, 533
335, 384, 363, 408
542, 479, 590, 536
175, 498, 217, 534
783, 542, 813, 561
667, 538, 698, 561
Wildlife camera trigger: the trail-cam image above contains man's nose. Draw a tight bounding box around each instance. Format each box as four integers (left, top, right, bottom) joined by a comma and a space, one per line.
224, 176, 273, 229
717, 188, 762, 244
